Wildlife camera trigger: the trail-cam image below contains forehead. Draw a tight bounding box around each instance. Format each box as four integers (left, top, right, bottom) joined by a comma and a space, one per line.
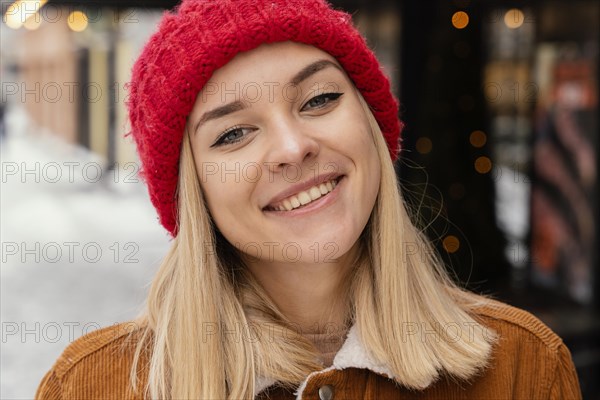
202, 41, 342, 90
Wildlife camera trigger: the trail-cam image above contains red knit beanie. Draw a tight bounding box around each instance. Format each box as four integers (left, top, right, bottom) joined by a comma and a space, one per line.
127, 0, 403, 237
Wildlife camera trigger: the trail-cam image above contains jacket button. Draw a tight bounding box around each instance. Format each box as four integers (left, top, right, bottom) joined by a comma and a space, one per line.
318, 384, 334, 400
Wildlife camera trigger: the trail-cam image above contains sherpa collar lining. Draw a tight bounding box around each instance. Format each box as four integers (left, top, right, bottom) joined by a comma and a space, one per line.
253, 324, 395, 398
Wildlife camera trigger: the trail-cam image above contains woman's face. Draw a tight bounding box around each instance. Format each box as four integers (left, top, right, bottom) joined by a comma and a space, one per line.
188, 41, 380, 265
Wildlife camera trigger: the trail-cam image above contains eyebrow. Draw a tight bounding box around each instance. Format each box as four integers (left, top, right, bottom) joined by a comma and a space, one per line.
193, 59, 343, 135
289, 59, 342, 87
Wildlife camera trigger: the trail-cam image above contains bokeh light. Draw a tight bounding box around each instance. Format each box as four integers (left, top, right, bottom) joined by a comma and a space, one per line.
469, 130, 487, 147
474, 156, 492, 174
443, 235, 461, 253
416, 137, 433, 154
67, 10, 88, 32
504, 9, 525, 29
452, 11, 469, 29
3, 0, 47, 30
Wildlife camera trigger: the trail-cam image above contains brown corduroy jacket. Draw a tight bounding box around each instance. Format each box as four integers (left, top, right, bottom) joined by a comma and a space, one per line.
36, 298, 582, 399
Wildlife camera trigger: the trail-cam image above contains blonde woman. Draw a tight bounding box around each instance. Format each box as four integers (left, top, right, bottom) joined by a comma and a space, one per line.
36, 0, 582, 399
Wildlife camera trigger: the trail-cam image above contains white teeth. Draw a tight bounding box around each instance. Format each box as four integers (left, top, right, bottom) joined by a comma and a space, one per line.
268, 178, 340, 212
298, 191, 312, 205
309, 187, 322, 201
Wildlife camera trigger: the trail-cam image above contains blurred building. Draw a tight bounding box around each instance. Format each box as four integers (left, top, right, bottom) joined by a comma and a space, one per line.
396, 2, 599, 397
2, 2, 163, 167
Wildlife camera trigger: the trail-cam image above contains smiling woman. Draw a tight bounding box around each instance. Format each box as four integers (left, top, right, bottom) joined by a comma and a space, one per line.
190, 43, 380, 274
35, 0, 582, 399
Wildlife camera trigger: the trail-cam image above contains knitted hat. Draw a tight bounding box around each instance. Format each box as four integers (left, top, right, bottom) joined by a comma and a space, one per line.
127, 0, 403, 236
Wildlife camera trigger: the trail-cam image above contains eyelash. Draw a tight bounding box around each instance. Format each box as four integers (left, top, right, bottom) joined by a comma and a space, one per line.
211, 125, 252, 147
212, 92, 344, 147
301, 91, 344, 111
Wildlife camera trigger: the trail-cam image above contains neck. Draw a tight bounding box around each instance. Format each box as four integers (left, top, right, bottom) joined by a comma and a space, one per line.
244, 245, 358, 334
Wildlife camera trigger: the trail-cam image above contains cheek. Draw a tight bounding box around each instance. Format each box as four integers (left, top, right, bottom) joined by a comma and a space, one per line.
333, 101, 373, 147
203, 179, 235, 215
198, 165, 257, 236
351, 119, 381, 202
197, 167, 232, 221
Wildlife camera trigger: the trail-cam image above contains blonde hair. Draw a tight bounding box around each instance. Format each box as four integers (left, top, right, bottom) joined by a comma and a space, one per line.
130, 91, 498, 398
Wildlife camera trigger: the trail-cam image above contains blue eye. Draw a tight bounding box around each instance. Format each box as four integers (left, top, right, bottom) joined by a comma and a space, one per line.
302, 92, 343, 111
212, 126, 254, 147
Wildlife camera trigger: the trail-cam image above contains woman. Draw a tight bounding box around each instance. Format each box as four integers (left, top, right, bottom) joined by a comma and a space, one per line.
36, 0, 582, 399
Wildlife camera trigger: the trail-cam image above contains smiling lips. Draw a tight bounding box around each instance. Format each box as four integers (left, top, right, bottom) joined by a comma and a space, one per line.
265, 178, 339, 212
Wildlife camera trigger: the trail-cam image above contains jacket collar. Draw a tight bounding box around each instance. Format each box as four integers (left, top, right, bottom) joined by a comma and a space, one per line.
254, 324, 395, 398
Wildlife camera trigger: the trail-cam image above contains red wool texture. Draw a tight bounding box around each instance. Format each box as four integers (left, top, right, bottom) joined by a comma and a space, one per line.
127, 0, 403, 236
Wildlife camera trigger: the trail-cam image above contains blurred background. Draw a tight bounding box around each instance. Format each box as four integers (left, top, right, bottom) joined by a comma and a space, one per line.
1, 0, 598, 398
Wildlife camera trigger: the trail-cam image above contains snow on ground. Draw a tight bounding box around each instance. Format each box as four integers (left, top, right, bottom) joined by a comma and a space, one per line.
1, 106, 171, 399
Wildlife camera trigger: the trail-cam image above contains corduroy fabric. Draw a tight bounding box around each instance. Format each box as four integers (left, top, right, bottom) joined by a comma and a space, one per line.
126, 0, 403, 236
35, 298, 582, 399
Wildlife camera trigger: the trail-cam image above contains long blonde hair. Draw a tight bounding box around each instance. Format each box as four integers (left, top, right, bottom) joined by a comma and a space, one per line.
130, 91, 498, 399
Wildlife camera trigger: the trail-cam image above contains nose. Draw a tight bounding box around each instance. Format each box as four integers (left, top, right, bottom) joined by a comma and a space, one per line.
265, 116, 320, 174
